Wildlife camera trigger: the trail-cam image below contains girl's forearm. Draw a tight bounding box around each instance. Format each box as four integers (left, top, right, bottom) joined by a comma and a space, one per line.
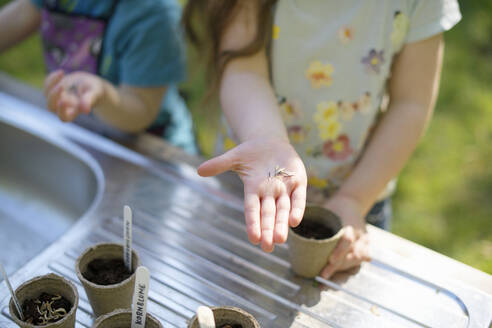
220, 53, 288, 143
94, 80, 165, 133
338, 100, 432, 214
337, 34, 444, 215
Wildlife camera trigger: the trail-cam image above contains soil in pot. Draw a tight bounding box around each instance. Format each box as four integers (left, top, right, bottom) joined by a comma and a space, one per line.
83, 258, 132, 285
218, 324, 243, 328
292, 217, 335, 240
22, 292, 72, 325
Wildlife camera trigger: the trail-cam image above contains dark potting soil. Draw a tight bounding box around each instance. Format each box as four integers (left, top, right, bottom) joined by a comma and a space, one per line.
292, 218, 336, 240
22, 292, 71, 325
83, 258, 132, 285
218, 324, 243, 328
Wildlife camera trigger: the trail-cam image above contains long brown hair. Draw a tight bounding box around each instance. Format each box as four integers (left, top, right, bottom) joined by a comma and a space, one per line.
183, 0, 277, 97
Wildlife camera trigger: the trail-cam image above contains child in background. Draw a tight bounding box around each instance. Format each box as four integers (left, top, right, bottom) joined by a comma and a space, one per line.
184, 0, 461, 278
0, 0, 197, 153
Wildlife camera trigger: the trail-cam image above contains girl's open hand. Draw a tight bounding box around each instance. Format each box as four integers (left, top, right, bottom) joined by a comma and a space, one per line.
198, 138, 307, 252
320, 194, 371, 279
44, 70, 104, 122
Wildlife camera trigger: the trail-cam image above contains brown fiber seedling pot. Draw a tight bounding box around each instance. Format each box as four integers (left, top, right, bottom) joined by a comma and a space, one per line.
287, 205, 344, 278
92, 308, 162, 328
187, 306, 259, 328
9, 273, 79, 328
75, 243, 139, 317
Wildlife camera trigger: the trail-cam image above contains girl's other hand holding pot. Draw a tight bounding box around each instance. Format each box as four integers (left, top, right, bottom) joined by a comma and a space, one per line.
320, 194, 371, 279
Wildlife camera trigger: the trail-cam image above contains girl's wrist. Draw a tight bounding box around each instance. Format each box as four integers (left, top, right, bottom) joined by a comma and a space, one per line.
96, 78, 112, 107
93, 78, 121, 115
241, 133, 289, 144
331, 189, 371, 218
323, 192, 366, 229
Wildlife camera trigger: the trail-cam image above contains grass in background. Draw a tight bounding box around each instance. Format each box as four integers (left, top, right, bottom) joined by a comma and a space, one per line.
0, 0, 490, 273
0, 32, 44, 87
391, 0, 492, 273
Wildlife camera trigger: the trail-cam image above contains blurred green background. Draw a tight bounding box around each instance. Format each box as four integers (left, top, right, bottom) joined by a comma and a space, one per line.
0, 0, 490, 273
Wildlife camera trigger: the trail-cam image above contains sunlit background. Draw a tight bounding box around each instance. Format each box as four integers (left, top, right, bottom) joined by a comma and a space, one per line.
0, 0, 490, 273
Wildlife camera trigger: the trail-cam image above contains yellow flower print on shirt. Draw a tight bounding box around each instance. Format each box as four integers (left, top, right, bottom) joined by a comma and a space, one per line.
273, 25, 280, 40
391, 11, 409, 52
314, 101, 338, 125
319, 120, 341, 141
338, 26, 354, 45
279, 98, 302, 121
338, 101, 354, 120
305, 61, 334, 89
357, 92, 372, 114
287, 125, 306, 144
223, 137, 237, 151
314, 101, 340, 140
308, 174, 328, 189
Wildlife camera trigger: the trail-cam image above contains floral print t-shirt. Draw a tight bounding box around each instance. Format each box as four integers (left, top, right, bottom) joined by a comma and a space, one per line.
218, 0, 461, 202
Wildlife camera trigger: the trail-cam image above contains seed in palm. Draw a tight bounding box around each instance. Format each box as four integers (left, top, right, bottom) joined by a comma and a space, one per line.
274, 165, 294, 178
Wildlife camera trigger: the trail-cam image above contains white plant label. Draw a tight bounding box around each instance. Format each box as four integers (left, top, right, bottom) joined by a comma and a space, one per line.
0, 263, 24, 320
197, 306, 216, 328
123, 205, 133, 272
131, 266, 150, 328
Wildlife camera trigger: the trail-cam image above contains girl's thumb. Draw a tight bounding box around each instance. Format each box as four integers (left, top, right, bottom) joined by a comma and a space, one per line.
197, 148, 238, 177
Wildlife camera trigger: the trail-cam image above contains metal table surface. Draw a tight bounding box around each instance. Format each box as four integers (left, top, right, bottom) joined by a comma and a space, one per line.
0, 78, 491, 327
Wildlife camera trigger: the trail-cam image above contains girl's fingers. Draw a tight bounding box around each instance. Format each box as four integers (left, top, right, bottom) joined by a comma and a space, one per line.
321, 247, 361, 279
80, 88, 97, 114
63, 107, 79, 122
322, 231, 371, 278
320, 261, 340, 279
322, 232, 370, 278
260, 196, 276, 252
289, 184, 306, 227
44, 70, 64, 97
355, 234, 371, 262
273, 193, 290, 244
339, 245, 366, 270
321, 254, 364, 279
244, 192, 261, 244
329, 226, 356, 263
57, 94, 79, 122
335, 252, 365, 272
79, 78, 104, 114
58, 105, 78, 122
47, 85, 64, 112
58, 106, 77, 122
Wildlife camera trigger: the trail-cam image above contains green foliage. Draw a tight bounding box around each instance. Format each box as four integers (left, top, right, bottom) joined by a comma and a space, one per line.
392, 1, 492, 273
0, 0, 490, 273
0, 33, 44, 87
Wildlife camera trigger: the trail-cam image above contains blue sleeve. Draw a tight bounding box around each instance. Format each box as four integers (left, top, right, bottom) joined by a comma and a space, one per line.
117, 0, 186, 87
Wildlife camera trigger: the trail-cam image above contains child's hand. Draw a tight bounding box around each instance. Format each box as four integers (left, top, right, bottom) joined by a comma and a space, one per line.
44, 70, 104, 122
198, 137, 307, 252
320, 194, 371, 279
